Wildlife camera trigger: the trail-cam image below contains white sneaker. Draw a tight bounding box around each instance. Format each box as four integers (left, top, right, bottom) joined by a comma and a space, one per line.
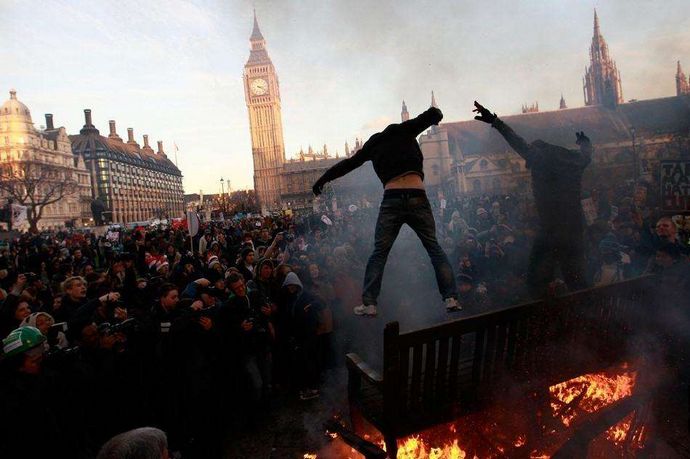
354, 304, 378, 316
445, 297, 462, 312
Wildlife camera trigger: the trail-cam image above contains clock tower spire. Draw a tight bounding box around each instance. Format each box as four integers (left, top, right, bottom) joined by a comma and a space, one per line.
244, 10, 285, 213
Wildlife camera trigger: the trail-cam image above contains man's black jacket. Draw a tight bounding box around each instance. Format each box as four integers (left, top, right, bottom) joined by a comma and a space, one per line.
314, 107, 443, 188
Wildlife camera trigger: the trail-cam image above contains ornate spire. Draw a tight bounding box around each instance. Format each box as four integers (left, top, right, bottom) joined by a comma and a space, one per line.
431, 91, 438, 108
677, 60, 690, 96
250, 9, 264, 42
583, 9, 623, 107
559, 93, 567, 109
401, 100, 410, 121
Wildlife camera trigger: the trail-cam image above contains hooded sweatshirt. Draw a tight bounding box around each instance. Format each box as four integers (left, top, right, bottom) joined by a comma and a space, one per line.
281, 272, 321, 340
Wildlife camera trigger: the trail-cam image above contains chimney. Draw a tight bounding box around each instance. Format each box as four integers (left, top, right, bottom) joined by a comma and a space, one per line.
79, 109, 99, 135
157, 140, 164, 154
143, 135, 150, 148
108, 120, 122, 141
45, 114, 54, 130
126, 128, 138, 145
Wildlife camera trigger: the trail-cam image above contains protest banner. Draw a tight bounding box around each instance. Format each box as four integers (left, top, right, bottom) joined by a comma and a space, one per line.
660, 160, 690, 212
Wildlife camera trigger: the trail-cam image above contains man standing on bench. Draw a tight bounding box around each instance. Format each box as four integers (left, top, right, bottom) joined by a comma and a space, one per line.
473, 101, 592, 297
312, 106, 460, 316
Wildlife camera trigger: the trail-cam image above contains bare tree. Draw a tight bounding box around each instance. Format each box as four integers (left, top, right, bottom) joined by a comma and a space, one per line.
0, 160, 80, 232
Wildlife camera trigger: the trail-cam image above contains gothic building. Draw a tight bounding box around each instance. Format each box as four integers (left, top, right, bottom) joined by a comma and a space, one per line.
676, 61, 690, 96
243, 11, 286, 213
583, 10, 624, 108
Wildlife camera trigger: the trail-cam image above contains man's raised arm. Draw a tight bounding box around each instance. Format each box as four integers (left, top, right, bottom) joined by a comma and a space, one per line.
399, 106, 444, 137
312, 136, 375, 195
473, 101, 533, 162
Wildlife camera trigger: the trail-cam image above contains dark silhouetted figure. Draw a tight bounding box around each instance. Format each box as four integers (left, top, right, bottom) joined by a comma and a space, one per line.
313, 107, 459, 315
473, 101, 592, 297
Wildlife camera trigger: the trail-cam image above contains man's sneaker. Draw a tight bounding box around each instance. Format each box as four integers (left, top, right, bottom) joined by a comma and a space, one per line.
299, 389, 320, 401
354, 304, 378, 316
445, 297, 462, 312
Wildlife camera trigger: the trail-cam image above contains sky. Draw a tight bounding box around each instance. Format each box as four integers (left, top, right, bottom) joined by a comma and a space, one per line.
1, 0, 689, 194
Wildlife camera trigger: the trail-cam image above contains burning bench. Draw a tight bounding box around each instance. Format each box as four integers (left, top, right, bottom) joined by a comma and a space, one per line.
345, 277, 659, 457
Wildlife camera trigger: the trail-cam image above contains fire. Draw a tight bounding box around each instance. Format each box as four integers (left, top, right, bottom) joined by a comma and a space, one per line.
549, 367, 637, 426
379, 434, 474, 459
303, 454, 317, 459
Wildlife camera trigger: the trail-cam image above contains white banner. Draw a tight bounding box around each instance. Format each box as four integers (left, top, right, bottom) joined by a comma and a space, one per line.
11, 204, 27, 227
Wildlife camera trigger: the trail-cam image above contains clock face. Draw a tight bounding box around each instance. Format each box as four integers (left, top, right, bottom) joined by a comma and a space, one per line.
250, 78, 268, 96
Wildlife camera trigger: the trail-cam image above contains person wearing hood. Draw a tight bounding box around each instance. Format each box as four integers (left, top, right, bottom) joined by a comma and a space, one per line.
20, 312, 69, 349
473, 101, 592, 297
281, 272, 323, 400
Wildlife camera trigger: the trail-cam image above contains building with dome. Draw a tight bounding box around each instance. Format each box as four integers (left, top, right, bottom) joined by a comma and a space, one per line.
0, 90, 92, 230
69, 109, 184, 224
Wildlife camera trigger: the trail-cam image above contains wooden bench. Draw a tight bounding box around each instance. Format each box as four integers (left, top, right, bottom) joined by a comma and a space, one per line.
346, 277, 652, 457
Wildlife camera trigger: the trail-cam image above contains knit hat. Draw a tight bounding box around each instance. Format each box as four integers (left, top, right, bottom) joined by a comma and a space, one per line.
155, 260, 169, 272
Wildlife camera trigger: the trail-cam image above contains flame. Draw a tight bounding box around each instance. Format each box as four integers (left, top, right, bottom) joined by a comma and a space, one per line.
303, 454, 317, 459
379, 436, 473, 459
549, 368, 637, 426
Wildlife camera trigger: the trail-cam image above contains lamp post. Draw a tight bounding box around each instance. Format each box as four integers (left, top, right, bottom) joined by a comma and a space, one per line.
630, 126, 638, 183
220, 177, 225, 213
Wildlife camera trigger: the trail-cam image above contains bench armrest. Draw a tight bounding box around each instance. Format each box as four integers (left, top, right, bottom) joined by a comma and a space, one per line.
346, 352, 383, 386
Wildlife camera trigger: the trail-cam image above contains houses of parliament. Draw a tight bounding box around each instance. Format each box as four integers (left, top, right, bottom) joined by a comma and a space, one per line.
244, 10, 690, 213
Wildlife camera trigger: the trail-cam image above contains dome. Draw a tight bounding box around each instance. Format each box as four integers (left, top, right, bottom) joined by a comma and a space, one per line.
0, 89, 34, 134
0, 89, 33, 123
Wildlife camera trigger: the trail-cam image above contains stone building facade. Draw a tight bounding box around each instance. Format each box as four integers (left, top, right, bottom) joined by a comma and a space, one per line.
70, 110, 184, 224
0, 90, 92, 229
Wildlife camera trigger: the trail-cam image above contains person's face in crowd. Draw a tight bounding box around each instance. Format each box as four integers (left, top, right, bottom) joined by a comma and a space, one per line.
461, 256, 472, 268
245, 252, 255, 265
83, 265, 94, 276
200, 293, 215, 307
309, 263, 320, 280
229, 279, 246, 297
160, 289, 179, 310
158, 265, 169, 277
21, 349, 44, 375
259, 264, 273, 281
66, 280, 87, 300
314, 230, 322, 241
40, 261, 47, 272
15, 302, 31, 321
655, 219, 676, 240
73, 249, 82, 260
80, 323, 100, 349
286, 284, 300, 295
655, 250, 675, 269
184, 263, 194, 274
35, 314, 53, 335
260, 229, 269, 240
111, 261, 125, 274
167, 246, 175, 255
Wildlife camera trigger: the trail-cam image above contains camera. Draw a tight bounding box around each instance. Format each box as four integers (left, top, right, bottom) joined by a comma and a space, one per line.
98, 318, 140, 336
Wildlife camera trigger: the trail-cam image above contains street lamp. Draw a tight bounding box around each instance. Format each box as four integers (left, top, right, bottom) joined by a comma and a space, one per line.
220, 177, 225, 214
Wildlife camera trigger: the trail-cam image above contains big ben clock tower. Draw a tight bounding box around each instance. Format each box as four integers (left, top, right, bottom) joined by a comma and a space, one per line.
244, 11, 285, 213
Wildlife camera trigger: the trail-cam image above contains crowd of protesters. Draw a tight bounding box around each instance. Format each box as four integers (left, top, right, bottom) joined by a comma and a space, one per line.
0, 176, 688, 458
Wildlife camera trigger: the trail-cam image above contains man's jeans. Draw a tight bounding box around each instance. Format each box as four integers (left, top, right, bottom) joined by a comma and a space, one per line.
362, 189, 457, 305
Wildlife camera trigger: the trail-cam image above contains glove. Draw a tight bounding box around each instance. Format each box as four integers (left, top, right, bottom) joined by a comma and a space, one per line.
312, 180, 324, 196
575, 131, 590, 145
473, 101, 497, 124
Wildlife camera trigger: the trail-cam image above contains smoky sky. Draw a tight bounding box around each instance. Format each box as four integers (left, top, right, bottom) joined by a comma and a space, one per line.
0, 0, 688, 193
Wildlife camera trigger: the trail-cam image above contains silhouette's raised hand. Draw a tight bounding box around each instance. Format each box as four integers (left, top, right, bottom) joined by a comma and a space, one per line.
575, 131, 590, 146
473, 101, 497, 124
312, 180, 324, 196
